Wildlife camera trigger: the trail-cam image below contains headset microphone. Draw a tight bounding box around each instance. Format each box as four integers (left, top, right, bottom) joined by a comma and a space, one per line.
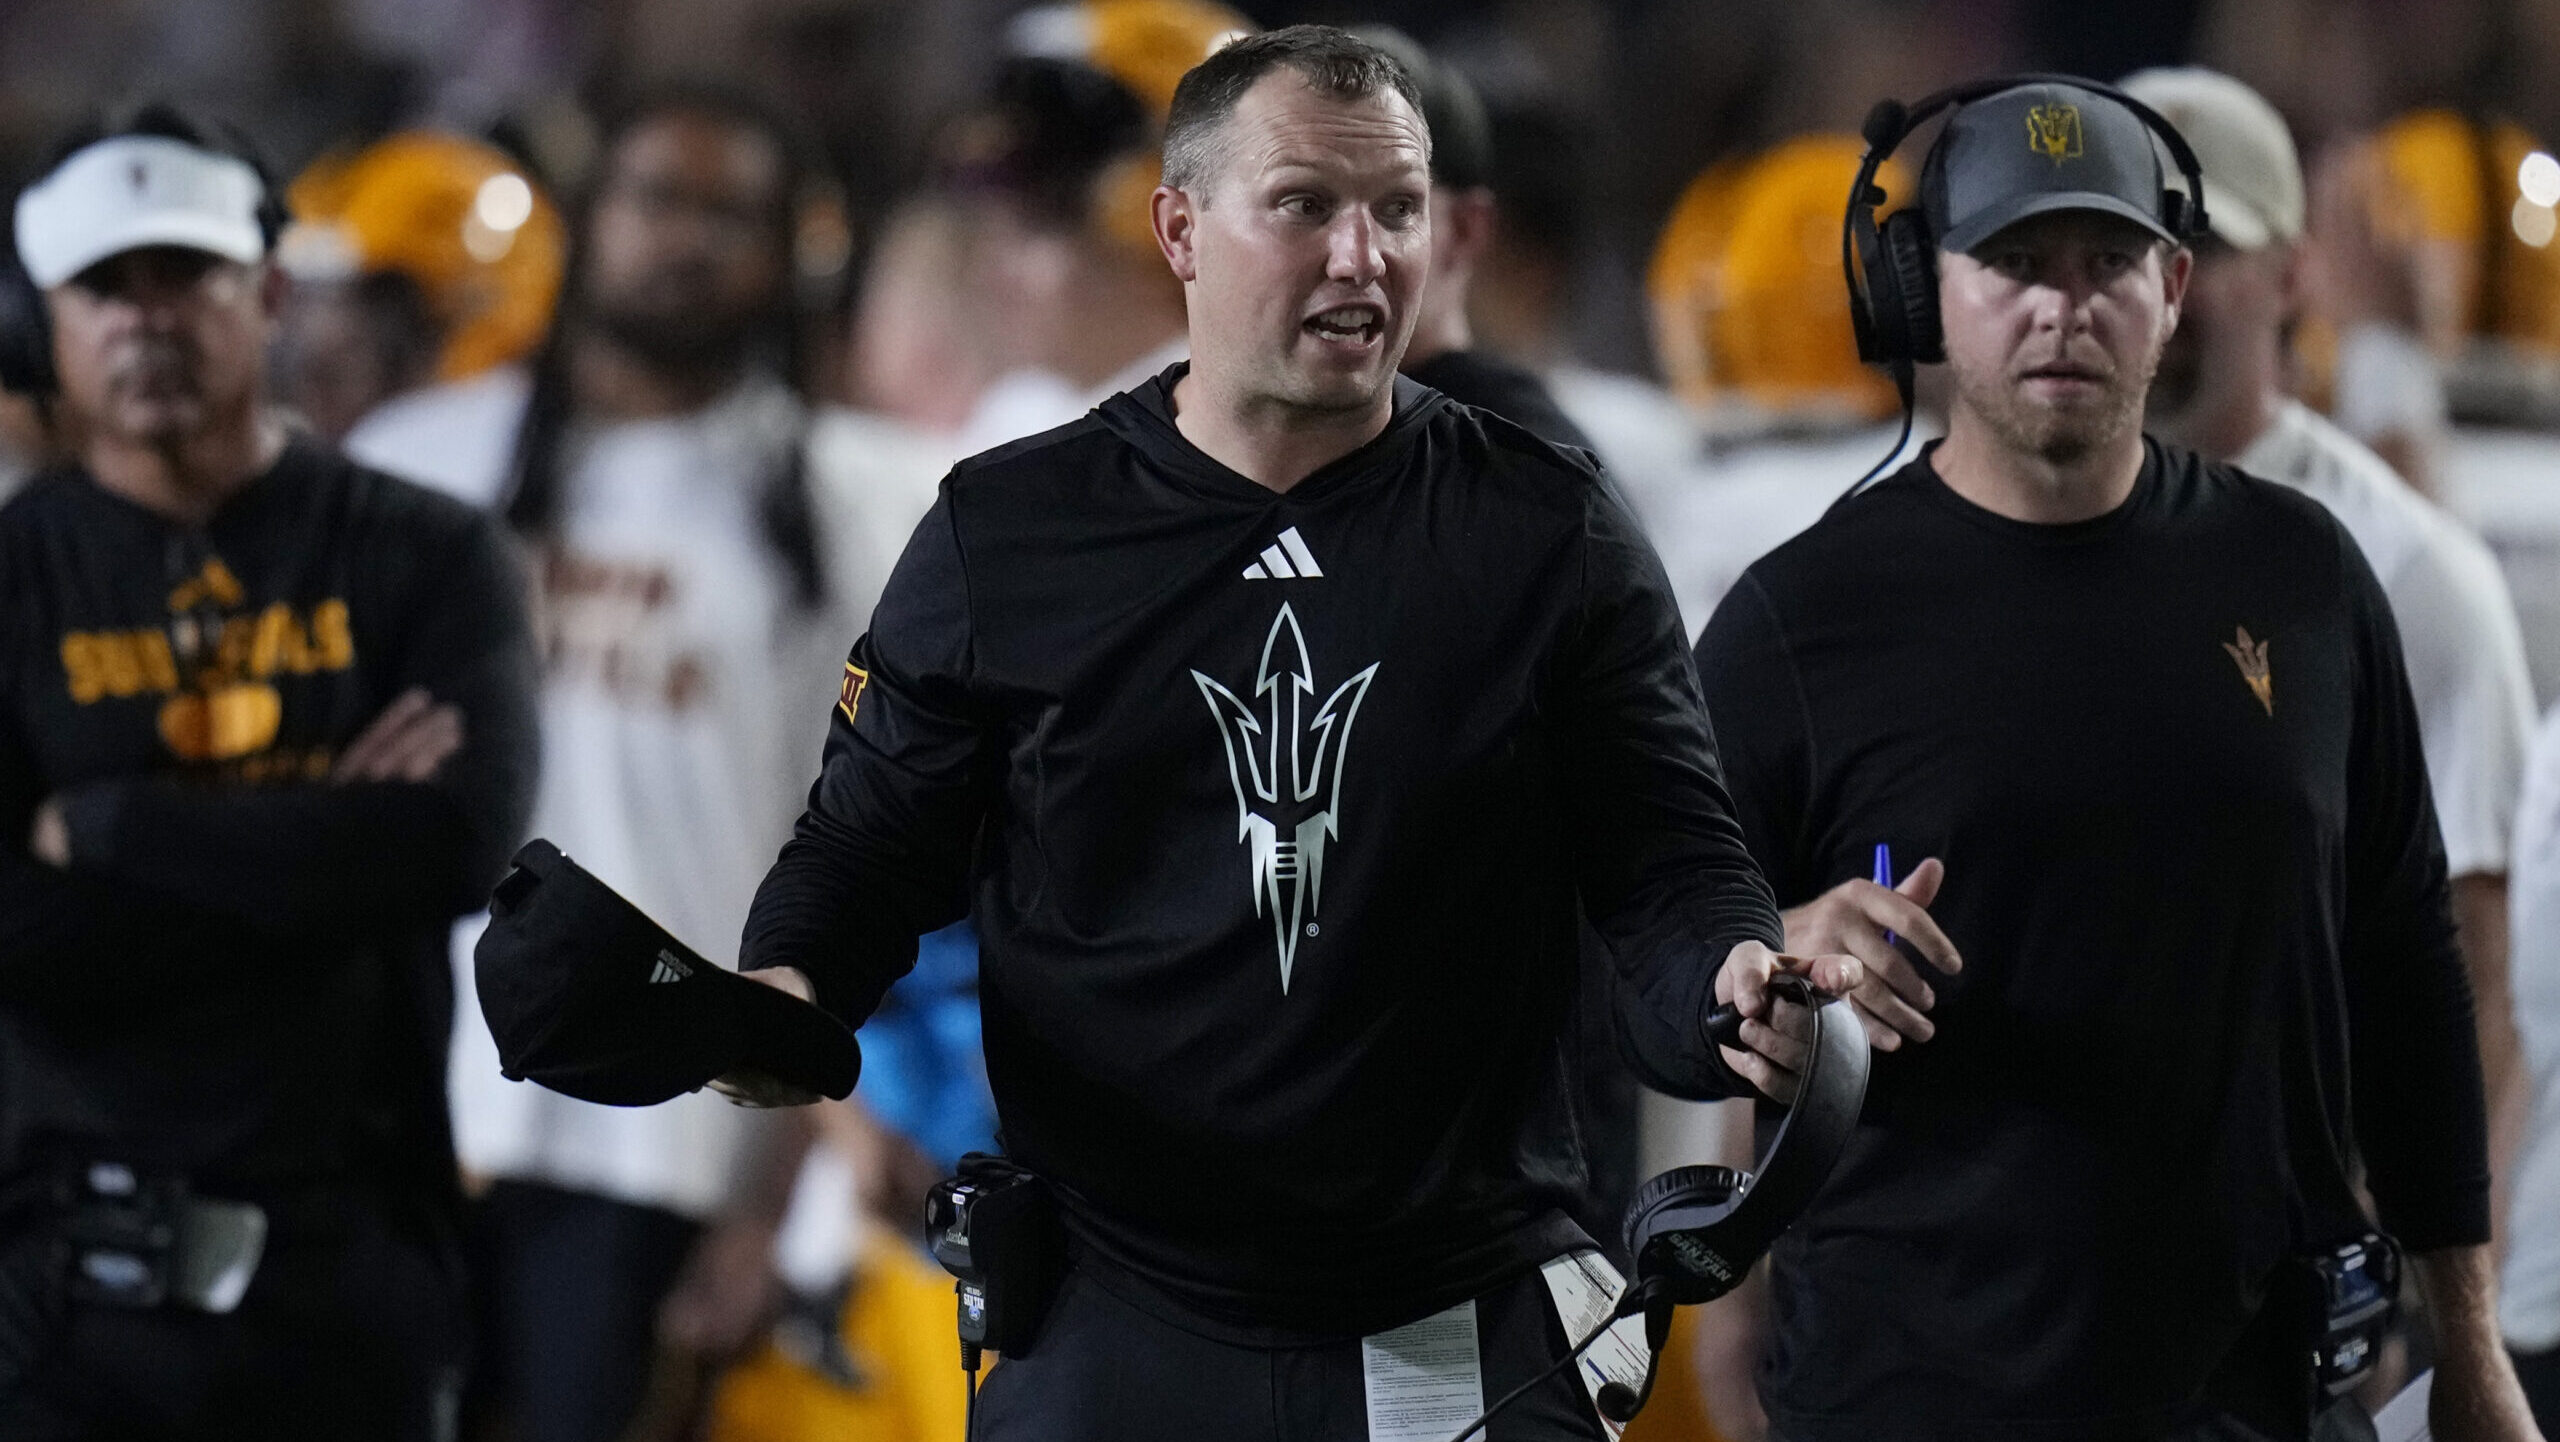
1860, 98, 1909, 154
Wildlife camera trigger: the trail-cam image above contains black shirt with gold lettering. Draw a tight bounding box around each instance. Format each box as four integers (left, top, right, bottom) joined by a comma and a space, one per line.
0, 438, 538, 1205
1694, 439, 2487, 1441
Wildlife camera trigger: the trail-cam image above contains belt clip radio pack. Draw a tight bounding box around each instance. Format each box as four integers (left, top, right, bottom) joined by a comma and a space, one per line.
54, 1160, 267, 1315
926, 1153, 1065, 1366
2305, 1231, 2401, 1397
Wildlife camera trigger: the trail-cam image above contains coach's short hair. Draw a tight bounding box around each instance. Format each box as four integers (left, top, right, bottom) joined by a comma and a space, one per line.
1160, 25, 1428, 198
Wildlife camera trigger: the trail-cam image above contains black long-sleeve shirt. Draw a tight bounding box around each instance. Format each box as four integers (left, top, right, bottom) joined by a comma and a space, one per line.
1694, 440, 2488, 1441
1401, 346, 1641, 1261
0, 439, 538, 1206
742, 367, 1780, 1338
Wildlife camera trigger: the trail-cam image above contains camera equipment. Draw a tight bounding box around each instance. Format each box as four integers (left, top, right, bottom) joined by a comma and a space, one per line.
1446, 974, 1871, 1439
927, 1153, 1067, 1440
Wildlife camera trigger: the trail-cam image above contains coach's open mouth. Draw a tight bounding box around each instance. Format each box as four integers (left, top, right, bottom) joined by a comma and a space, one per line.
1304, 304, 1384, 347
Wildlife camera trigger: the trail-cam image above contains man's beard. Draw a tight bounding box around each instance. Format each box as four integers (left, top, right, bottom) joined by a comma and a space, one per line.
587, 299, 764, 376
1958, 350, 2156, 468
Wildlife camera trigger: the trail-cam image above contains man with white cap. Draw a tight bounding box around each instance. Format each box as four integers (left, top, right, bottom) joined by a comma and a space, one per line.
2126, 64, 2541, 1228
0, 105, 538, 1438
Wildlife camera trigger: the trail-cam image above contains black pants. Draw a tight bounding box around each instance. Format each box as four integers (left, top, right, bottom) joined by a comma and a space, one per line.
2516, 1344, 2560, 1436
462, 1180, 703, 1442
2159, 1401, 2377, 1442
974, 1261, 1610, 1442
0, 1185, 466, 1441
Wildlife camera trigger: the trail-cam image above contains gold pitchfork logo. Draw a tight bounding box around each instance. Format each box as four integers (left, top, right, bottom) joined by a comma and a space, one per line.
2026, 105, 2083, 165
2223, 626, 2273, 716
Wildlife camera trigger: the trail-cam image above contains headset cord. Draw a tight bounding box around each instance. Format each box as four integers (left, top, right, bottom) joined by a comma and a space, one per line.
1839, 360, 1919, 506
1440, 1279, 1664, 1442
961, 1340, 982, 1442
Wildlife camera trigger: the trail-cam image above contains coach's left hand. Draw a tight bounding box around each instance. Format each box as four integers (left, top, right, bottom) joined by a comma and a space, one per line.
1781, 857, 1961, 1053
711, 967, 825, 1108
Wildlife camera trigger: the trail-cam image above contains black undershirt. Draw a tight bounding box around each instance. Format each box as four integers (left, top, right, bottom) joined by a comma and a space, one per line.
1694, 440, 2488, 1440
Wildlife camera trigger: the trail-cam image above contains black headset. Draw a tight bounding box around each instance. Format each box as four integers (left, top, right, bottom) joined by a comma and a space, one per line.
1598, 975, 1871, 1422
1445, 975, 1870, 1439
0, 252, 54, 398
1842, 73, 2213, 374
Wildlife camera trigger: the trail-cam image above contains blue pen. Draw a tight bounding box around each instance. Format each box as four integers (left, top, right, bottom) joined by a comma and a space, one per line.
1874, 843, 1896, 948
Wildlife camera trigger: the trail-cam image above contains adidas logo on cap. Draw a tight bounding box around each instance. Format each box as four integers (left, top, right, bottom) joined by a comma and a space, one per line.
1242, 526, 1323, 581
648, 950, 693, 985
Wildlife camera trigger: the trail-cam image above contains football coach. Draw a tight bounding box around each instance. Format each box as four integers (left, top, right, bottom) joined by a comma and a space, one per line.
728, 24, 1851, 1442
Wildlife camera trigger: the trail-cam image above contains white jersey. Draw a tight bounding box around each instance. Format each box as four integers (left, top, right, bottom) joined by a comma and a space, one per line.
347, 373, 946, 1217
2502, 703, 2560, 1348
954, 338, 1190, 455
1629, 421, 1922, 641
1546, 366, 1703, 527
2240, 402, 2537, 877
2444, 425, 2560, 712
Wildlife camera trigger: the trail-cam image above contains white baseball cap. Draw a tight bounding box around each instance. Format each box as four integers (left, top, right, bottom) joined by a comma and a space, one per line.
2118, 67, 2305, 251
13, 134, 269, 289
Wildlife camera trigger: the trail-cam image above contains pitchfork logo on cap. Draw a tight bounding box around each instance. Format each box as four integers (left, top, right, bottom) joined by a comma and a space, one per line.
2027, 105, 2084, 165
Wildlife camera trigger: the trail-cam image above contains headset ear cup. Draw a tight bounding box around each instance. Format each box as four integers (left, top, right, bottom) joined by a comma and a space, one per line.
1881, 209, 1943, 365
1849, 205, 1893, 364
0, 258, 55, 397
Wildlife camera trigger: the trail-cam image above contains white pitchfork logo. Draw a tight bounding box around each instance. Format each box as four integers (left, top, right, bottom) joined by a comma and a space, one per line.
1191, 605, 1379, 994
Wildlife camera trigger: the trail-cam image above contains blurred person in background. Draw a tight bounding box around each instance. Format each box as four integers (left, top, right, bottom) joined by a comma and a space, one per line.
2506, 709, 2560, 1433
0, 102, 538, 1438
273, 130, 566, 444
342, 80, 946, 1442
843, 194, 1003, 437
2128, 65, 2541, 1243
1467, 97, 1705, 525
1638, 135, 1928, 638
945, 0, 1250, 454
2303, 111, 2560, 710
1362, 26, 1590, 451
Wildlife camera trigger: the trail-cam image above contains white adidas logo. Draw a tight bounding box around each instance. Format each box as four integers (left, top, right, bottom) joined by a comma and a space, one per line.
649, 949, 693, 985
1241, 526, 1324, 581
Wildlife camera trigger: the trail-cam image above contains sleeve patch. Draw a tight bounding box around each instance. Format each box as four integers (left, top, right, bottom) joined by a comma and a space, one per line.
837, 662, 870, 726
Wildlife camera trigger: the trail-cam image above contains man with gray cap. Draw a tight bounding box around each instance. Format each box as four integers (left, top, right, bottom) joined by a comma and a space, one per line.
0, 104, 537, 1438
1693, 76, 2540, 1441
2126, 57, 2541, 1233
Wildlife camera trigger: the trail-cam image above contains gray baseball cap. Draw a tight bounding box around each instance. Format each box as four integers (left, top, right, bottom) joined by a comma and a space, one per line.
1924, 81, 2183, 254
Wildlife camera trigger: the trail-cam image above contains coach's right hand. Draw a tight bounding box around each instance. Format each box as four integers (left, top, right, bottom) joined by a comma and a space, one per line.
1781, 857, 1961, 1053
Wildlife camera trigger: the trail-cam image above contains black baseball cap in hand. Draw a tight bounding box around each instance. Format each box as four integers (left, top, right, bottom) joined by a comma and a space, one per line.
475, 840, 860, 1107
1926, 81, 2183, 253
